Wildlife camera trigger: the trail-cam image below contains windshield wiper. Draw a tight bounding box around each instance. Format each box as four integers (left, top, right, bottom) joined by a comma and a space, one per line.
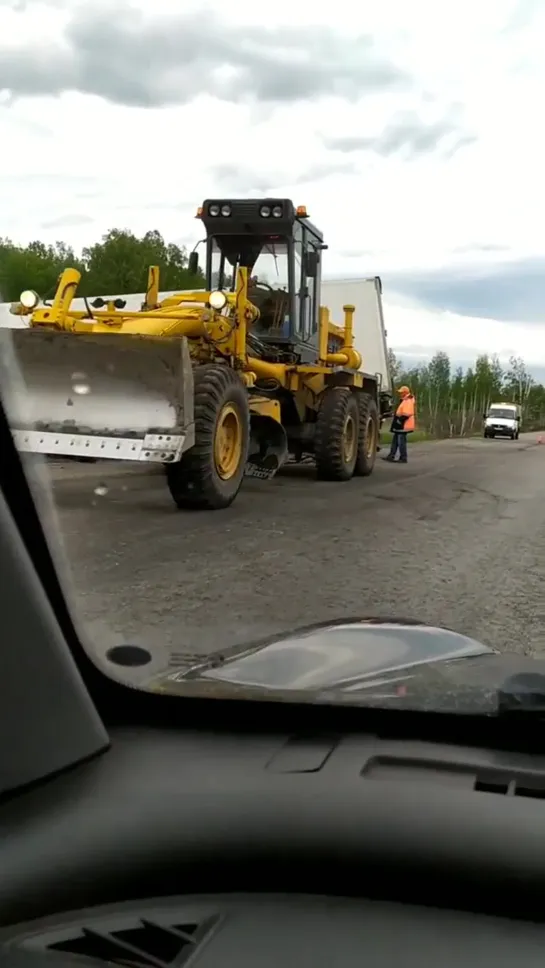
498, 673, 545, 716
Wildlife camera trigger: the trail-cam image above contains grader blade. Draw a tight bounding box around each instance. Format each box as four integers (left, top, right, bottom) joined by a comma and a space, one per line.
0, 328, 195, 463
245, 407, 289, 480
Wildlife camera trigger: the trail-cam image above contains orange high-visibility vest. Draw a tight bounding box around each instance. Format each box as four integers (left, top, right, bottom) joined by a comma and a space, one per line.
396, 395, 415, 432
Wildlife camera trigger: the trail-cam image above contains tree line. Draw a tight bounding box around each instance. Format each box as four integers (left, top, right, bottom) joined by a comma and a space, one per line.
390, 349, 545, 436
0, 229, 205, 303
1, 229, 542, 436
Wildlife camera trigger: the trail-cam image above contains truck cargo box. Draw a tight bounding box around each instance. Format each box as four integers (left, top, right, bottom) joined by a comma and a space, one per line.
321, 276, 392, 394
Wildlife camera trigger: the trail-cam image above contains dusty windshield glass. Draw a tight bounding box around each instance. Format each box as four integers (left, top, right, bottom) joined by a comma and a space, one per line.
211, 238, 291, 291
486, 409, 516, 419
1, 2, 544, 714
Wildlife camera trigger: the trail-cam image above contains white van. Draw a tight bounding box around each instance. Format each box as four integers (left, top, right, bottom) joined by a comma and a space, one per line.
483, 402, 521, 440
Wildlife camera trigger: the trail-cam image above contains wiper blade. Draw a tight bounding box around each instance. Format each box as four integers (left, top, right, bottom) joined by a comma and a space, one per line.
498, 673, 545, 716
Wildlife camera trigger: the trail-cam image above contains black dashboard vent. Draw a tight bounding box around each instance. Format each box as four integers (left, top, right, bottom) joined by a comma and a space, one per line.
474, 775, 545, 799
44, 918, 214, 968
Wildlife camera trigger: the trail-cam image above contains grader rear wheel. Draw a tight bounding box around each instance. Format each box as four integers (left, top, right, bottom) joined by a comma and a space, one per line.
315, 387, 359, 482
354, 393, 379, 477
166, 364, 249, 510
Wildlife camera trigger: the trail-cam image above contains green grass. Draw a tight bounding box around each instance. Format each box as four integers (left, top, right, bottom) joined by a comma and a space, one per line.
380, 430, 431, 445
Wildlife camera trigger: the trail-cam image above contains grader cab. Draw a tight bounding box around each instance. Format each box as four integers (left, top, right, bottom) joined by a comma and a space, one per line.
0, 198, 382, 510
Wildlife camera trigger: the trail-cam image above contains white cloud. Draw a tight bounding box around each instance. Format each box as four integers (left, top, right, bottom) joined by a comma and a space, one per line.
384, 298, 545, 367
0, 0, 543, 362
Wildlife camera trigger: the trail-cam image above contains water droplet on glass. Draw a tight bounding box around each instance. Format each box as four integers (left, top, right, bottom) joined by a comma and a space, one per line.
94, 484, 108, 497
71, 371, 90, 395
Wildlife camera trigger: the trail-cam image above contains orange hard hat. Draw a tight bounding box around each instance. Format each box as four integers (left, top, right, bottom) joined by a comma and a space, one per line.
397, 385, 410, 396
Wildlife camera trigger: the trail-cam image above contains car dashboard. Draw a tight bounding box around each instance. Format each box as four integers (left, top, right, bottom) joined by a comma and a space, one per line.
3, 892, 544, 968
2, 397, 545, 967
2, 725, 545, 967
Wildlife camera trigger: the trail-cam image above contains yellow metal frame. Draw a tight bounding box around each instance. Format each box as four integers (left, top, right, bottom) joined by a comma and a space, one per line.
13, 265, 363, 395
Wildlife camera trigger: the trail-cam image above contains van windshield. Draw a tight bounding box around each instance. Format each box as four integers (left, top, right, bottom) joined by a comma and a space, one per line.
487, 408, 516, 419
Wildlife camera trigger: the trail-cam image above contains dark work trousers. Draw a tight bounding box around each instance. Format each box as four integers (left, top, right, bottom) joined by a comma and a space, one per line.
389, 431, 408, 461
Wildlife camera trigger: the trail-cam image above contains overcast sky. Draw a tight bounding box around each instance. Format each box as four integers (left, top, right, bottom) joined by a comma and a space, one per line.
0, 0, 544, 365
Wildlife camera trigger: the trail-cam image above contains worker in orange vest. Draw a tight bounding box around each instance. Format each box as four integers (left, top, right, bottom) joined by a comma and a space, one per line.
384, 385, 416, 463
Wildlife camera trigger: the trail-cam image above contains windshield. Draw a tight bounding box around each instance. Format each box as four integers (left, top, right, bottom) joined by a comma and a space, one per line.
1, 2, 544, 719
487, 409, 516, 419
210, 238, 291, 291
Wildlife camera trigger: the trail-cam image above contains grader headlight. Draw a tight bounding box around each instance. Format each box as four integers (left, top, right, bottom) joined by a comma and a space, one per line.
208, 203, 231, 217
19, 289, 40, 310
209, 290, 227, 310
260, 204, 283, 218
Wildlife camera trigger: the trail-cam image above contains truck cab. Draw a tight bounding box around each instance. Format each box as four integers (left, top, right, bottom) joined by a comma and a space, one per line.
483, 403, 521, 440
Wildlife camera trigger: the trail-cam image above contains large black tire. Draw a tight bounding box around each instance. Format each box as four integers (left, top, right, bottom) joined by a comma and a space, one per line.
166, 364, 249, 510
354, 393, 379, 477
315, 387, 359, 482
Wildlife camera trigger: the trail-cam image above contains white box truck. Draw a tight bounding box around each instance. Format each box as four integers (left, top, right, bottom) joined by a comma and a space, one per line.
321, 276, 393, 426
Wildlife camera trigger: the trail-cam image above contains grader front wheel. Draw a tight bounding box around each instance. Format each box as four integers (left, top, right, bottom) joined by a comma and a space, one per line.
315, 387, 359, 481
166, 364, 249, 510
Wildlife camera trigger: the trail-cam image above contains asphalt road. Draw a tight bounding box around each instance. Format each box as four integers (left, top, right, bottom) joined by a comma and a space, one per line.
36, 432, 545, 675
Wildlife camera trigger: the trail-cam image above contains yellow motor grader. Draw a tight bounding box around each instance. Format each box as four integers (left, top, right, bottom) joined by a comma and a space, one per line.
1, 198, 385, 510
